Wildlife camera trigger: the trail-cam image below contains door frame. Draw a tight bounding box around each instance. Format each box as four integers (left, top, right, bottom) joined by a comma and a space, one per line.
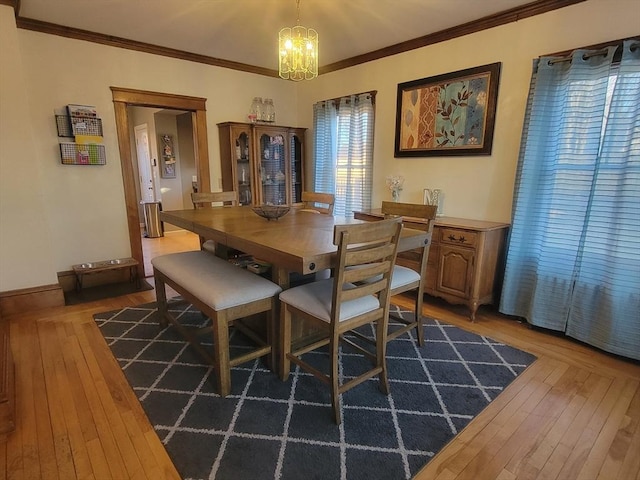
111, 87, 211, 278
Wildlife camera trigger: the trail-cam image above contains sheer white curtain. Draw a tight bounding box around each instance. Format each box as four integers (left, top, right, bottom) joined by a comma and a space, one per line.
313, 93, 375, 217
500, 40, 640, 360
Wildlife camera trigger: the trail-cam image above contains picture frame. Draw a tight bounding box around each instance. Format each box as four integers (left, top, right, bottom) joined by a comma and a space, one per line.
394, 62, 501, 157
159, 134, 176, 178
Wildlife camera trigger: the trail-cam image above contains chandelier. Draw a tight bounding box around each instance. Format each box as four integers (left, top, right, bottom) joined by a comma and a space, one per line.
278, 0, 318, 81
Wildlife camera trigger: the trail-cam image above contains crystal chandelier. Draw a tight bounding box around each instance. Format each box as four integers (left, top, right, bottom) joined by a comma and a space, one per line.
278, 0, 318, 81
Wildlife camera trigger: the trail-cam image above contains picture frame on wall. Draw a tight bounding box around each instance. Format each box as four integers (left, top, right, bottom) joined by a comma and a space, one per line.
394, 62, 501, 157
159, 134, 176, 178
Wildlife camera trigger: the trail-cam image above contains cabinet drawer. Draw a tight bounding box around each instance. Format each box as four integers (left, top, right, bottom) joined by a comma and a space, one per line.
439, 228, 478, 247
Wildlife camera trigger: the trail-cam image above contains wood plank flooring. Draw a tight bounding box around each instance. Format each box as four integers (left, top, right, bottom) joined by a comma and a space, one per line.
2, 231, 639, 480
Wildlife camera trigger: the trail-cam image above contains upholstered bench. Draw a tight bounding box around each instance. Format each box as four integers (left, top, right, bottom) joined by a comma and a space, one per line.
152, 250, 282, 397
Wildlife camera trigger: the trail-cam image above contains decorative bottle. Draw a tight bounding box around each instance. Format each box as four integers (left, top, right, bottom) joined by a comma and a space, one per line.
263, 99, 275, 123
249, 97, 262, 123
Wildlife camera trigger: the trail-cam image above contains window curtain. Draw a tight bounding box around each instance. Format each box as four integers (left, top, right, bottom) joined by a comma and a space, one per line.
500, 40, 640, 360
313, 93, 375, 217
313, 100, 337, 198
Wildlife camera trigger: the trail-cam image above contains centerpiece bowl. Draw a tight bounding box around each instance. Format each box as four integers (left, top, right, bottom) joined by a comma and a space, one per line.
251, 204, 290, 221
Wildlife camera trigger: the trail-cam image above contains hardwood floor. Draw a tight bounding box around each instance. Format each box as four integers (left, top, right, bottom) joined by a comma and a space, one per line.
2, 231, 639, 479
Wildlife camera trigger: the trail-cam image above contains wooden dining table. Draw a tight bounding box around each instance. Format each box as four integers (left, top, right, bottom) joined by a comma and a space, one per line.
159, 206, 429, 289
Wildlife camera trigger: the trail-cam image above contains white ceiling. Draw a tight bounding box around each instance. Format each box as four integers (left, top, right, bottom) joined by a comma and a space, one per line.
18, 0, 538, 72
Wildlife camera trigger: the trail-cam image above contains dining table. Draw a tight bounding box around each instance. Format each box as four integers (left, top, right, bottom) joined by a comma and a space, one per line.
159, 205, 429, 290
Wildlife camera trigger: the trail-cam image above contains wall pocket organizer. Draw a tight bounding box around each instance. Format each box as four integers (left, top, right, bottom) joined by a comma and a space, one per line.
55, 104, 105, 165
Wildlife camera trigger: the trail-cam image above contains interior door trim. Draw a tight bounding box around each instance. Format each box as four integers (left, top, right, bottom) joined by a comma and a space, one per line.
111, 86, 211, 278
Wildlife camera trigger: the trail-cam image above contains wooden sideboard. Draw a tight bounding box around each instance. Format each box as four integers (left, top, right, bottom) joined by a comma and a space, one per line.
353, 210, 509, 320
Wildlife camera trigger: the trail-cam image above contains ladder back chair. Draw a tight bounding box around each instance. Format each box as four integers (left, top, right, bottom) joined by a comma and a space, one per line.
191, 191, 238, 253
380, 201, 437, 346
191, 191, 238, 208
279, 217, 403, 424
300, 191, 335, 215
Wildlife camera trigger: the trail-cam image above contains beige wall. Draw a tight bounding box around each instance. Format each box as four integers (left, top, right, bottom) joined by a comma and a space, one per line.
296, 0, 639, 221
0, 7, 58, 291
0, 0, 637, 292
0, 4, 296, 290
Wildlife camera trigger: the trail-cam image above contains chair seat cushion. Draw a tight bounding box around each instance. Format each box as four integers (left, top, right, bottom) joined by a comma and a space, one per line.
202, 240, 217, 253
279, 278, 380, 323
390, 265, 421, 289
152, 251, 281, 310
347, 264, 420, 289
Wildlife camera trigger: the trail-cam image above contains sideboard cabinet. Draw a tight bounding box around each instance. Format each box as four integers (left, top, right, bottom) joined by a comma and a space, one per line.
218, 122, 306, 206
353, 210, 509, 320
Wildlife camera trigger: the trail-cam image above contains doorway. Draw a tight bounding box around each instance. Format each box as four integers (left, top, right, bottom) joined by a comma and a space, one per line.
111, 87, 211, 280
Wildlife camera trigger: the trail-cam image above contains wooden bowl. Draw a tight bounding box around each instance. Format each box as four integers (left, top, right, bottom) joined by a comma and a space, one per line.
251, 205, 290, 221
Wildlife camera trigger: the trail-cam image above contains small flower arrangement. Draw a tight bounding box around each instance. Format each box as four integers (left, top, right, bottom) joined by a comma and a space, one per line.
386, 175, 404, 202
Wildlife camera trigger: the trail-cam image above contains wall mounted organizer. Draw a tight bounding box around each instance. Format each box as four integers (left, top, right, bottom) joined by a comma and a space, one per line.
55, 104, 105, 165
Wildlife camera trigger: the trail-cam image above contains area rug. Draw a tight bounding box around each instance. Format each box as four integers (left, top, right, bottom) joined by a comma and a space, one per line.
94, 300, 536, 480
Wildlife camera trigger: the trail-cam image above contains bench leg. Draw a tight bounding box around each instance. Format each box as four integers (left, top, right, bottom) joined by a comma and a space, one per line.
213, 314, 231, 397
153, 271, 169, 328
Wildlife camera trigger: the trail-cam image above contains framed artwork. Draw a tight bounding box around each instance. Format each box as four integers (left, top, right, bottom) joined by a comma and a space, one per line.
394, 62, 501, 157
159, 134, 176, 178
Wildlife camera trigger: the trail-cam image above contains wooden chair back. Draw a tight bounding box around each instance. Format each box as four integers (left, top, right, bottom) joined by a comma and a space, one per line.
301, 191, 335, 215
191, 191, 238, 209
380, 201, 437, 345
331, 217, 402, 328
381, 201, 437, 235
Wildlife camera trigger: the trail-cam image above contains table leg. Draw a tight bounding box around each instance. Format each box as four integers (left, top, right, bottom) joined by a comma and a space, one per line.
272, 267, 290, 290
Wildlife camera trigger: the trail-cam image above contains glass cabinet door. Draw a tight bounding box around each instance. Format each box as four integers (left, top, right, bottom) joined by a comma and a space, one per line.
234, 130, 253, 205
290, 132, 303, 204
258, 133, 286, 205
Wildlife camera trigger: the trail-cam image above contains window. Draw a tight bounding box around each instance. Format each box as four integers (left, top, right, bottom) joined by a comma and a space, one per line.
313, 92, 375, 217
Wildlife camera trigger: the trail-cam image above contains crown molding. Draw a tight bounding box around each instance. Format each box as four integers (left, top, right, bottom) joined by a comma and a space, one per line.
13, 0, 586, 78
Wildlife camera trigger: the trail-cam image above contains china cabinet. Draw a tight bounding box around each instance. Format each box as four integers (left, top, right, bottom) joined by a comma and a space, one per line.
218, 122, 306, 206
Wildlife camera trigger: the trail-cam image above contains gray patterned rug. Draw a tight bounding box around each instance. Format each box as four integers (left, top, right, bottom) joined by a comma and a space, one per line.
94, 300, 536, 480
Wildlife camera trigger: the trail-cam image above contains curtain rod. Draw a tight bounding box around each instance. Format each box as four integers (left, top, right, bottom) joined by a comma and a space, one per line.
321, 90, 377, 107
547, 40, 639, 65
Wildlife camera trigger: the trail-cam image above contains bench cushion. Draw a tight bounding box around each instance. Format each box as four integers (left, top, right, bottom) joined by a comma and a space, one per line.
152, 251, 281, 310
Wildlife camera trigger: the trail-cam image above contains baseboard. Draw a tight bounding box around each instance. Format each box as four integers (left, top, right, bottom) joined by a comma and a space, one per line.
0, 283, 65, 317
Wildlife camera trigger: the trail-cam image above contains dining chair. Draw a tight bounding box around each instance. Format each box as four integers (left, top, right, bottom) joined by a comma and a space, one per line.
191, 191, 238, 254
379, 201, 437, 346
300, 191, 335, 215
279, 216, 403, 424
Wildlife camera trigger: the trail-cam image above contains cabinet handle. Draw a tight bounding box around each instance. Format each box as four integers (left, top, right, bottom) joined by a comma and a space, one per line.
447, 234, 467, 243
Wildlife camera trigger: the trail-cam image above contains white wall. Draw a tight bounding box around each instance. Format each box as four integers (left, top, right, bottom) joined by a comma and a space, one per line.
0, 0, 637, 292
296, 0, 639, 222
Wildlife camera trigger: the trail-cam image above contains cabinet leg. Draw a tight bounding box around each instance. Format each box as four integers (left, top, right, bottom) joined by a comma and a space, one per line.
469, 301, 479, 322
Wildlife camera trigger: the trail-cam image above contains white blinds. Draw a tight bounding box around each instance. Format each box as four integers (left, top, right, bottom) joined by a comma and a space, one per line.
313, 93, 375, 217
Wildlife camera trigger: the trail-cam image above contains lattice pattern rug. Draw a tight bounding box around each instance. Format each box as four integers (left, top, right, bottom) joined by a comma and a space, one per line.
94, 300, 536, 480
